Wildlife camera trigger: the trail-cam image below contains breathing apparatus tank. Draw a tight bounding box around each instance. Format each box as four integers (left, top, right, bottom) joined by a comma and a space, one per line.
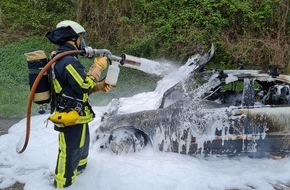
105, 61, 120, 86
25, 50, 51, 105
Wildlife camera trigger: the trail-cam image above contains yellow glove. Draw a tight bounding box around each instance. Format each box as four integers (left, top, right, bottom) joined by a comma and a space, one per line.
94, 57, 108, 70
91, 80, 112, 93
87, 57, 108, 82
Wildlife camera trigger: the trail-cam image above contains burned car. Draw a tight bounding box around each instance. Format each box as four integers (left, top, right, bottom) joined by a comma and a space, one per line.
95, 45, 290, 158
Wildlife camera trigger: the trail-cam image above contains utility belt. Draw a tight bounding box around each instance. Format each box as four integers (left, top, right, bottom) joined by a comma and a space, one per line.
57, 94, 86, 115
49, 94, 95, 128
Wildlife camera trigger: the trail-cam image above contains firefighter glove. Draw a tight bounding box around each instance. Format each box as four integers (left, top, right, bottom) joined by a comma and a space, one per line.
94, 57, 108, 70
87, 57, 108, 82
91, 80, 112, 93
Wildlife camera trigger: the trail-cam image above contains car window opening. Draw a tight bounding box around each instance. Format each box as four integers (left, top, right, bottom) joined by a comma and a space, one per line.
206, 78, 290, 107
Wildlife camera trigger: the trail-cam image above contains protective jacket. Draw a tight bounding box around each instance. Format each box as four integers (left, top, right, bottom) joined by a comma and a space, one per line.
52, 43, 96, 131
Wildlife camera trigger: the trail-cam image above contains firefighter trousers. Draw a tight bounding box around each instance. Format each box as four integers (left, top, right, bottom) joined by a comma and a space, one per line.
54, 123, 90, 188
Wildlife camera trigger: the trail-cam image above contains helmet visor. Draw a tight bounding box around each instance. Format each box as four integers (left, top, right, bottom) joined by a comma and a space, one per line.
79, 33, 87, 50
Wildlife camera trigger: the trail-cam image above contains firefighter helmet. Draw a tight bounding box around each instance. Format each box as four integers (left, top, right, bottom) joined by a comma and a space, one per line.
56, 20, 86, 35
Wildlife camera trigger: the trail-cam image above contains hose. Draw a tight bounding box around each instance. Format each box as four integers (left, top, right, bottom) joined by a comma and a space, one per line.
17, 50, 84, 153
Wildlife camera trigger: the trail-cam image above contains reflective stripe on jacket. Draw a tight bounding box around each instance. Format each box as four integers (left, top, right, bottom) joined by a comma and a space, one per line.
52, 43, 96, 129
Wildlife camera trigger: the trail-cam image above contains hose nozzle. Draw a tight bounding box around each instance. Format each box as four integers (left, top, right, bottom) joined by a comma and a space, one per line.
84, 47, 113, 58
83, 47, 141, 66
120, 54, 141, 66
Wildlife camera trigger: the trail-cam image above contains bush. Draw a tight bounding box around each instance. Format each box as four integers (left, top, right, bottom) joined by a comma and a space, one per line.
0, 0, 76, 46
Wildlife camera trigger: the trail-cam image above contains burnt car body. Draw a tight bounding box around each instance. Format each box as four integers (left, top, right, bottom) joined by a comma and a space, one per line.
95, 45, 290, 158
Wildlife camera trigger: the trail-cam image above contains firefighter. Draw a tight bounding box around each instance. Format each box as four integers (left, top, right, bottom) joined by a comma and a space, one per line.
46, 20, 111, 188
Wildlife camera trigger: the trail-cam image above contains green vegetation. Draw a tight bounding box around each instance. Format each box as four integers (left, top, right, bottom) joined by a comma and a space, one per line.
0, 0, 289, 118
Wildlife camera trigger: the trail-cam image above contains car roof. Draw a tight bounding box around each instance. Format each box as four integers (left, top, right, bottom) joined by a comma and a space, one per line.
223, 70, 290, 84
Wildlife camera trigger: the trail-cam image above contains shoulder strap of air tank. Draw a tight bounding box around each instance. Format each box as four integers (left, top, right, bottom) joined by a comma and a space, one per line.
48, 50, 72, 113
48, 51, 59, 114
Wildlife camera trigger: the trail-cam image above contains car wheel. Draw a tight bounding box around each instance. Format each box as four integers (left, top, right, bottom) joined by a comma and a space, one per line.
108, 128, 148, 154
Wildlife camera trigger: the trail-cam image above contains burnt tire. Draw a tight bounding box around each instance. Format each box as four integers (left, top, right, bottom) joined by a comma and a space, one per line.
108, 128, 148, 154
